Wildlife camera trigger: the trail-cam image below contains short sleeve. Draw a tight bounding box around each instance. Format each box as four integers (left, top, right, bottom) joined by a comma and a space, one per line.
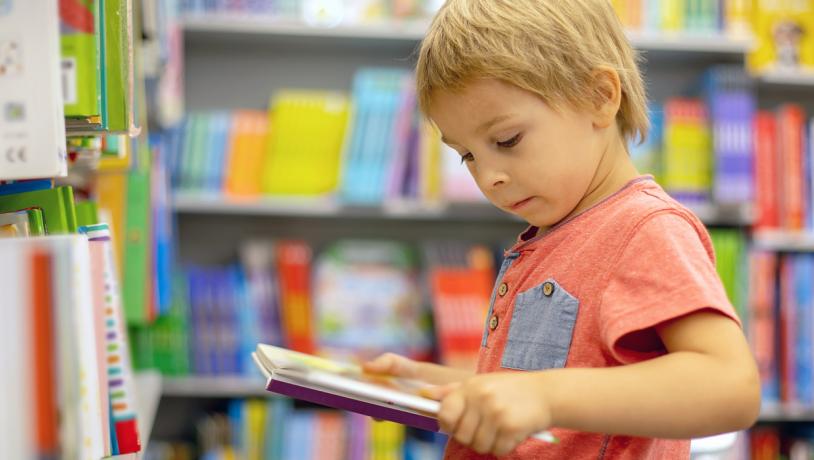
600, 211, 741, 364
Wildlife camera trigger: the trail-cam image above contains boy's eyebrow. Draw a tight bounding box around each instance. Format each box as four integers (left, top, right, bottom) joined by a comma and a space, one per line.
477, 114, 515, 133
441, 114, 516, 145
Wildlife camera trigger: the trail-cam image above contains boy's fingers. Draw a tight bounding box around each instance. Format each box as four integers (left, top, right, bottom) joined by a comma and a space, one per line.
420, 382, 460, 401
471, 418, 497, 454
362, 353, 396, 373
437, 390, 465, 434
452, 409, 480, 447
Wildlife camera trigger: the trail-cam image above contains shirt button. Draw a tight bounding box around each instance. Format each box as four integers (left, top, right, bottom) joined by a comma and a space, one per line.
489, 315, 499, 330
543, 282, 555, 297
498, 283, 508, 297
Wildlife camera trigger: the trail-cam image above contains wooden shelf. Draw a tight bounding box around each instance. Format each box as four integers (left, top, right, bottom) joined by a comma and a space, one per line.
183, 15, 753, 56
173, 193, 752, 226
626, 30, 753, 54
759, 404, 814, 423
162, 375, 270, 398
172, 193, 513, 222
757, 69, 814, 87
161, 376, 814, 425
752, 230, 814, 252
134, 371, 162, 449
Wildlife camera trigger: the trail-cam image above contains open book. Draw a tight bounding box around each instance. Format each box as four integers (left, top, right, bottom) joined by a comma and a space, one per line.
252, 344, 558, 443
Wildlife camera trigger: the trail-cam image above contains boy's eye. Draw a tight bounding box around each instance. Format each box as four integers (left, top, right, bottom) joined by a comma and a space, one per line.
460, 152, 475, 164
497, 133, 522, 148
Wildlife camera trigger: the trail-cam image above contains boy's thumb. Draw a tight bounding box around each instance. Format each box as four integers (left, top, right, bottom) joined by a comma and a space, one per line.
362, 353, 397, 374
421, 383, 460, 401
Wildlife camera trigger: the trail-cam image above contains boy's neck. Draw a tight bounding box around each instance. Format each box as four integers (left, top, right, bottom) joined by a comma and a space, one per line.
564, 133, 640, 223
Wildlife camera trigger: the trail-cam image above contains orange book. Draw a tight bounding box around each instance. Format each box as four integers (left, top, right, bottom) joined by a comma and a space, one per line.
777, 105, 806, 230
225, 110, 270, 197
753, 112, 779, 229
30, 250, 58, 457
276, 241, 316, 354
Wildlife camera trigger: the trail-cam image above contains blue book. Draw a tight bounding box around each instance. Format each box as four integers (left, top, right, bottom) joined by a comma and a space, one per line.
0, 179, 53, 196
795, 256, 814, 405
342, 69, 411, 204
178, 115, 197, 191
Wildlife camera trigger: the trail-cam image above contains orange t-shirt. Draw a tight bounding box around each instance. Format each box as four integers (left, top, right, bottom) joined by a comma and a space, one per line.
443, 176, 740, 460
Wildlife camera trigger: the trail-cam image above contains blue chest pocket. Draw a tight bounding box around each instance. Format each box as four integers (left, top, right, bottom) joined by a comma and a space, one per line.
501, 279, 580, 371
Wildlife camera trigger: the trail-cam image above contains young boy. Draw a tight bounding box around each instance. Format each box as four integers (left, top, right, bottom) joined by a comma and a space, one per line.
364, 0, 761, 458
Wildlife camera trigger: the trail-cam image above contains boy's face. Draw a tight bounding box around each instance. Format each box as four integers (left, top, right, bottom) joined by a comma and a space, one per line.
429, 79, 606, 228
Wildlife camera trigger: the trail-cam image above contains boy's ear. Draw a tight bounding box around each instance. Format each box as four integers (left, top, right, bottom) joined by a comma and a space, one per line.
590, 66, 622, 129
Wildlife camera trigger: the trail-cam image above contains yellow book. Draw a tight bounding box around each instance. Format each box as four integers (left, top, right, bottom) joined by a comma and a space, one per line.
245, 400, 267, 460
724, 0, 752, 37
98, 134, 133, 173
661, 0, 685, 31
419, 120, 442, 203
748, 0, 814, 72
262, 91, 349, 196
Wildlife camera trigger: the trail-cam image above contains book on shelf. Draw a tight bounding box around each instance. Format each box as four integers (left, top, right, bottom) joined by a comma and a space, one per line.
252, 343, 558, 443
59, 0, 137, 134
0, 0, 68, 180
0, 232, 142, 458
748, 0, 814, 74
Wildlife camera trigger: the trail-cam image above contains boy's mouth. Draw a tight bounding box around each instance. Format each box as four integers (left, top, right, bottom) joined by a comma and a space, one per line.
509, 197, 534, 211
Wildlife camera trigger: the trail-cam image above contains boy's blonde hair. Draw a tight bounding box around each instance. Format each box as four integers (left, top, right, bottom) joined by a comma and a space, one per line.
416, 0, 649, 144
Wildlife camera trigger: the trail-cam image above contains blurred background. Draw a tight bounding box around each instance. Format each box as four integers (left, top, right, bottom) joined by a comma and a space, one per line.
3, 0, 814, 459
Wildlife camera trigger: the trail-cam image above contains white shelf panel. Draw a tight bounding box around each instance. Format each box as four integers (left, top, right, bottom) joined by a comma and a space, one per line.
758, 69, 814, 87
759, 403, 814, 422
134, 370, 162, 449
752, 230, 814, 252
183, 15, 428, 41
684, 202, 754, 227
183, 16, 753, 55
172, 193, 510, 222
162, 375, 271, 398
626, 31, 754, 54
173, 193, 751, 226
161, 376, 813, 423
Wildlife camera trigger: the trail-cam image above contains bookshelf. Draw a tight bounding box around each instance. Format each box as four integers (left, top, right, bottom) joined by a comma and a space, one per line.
183, 15, 755, 57
157, 375, 814, 425
173, 194, 753, 226
162, 375, 269, 398
752, 230, 814, 252
134, 371, 163, 448
757, 69, 814, 88
145, 3, 814, 457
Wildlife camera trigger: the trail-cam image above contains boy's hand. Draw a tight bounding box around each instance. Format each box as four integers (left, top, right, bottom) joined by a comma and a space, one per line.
362, 352, 420, 379
363, 353, 475, 385
432, 372, 553, 456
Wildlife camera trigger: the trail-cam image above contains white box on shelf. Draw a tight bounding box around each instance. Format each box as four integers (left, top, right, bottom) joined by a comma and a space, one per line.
0, 0, 67, 181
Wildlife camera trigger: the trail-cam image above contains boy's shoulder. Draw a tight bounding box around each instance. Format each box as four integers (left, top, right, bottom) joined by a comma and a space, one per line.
598, 177, 699, 226
599, 178, 710, 248
613, 179, 715, 257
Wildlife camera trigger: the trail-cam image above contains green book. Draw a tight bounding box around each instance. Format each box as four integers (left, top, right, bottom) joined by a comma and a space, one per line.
61, 34, 99, 117
103, 0, 131, 132
122, 162, 151, 324
26, 209, 45, 236
75, 200, 100, 228
0, 186, 78, 234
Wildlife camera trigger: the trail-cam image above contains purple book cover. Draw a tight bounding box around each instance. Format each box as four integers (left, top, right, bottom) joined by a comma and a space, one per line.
707, 67, 755, 205
265, 378, 440, 432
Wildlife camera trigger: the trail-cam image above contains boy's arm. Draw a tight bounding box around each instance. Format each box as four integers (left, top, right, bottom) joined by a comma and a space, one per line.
542, 311, 760, 437
435, 311, 760, 455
